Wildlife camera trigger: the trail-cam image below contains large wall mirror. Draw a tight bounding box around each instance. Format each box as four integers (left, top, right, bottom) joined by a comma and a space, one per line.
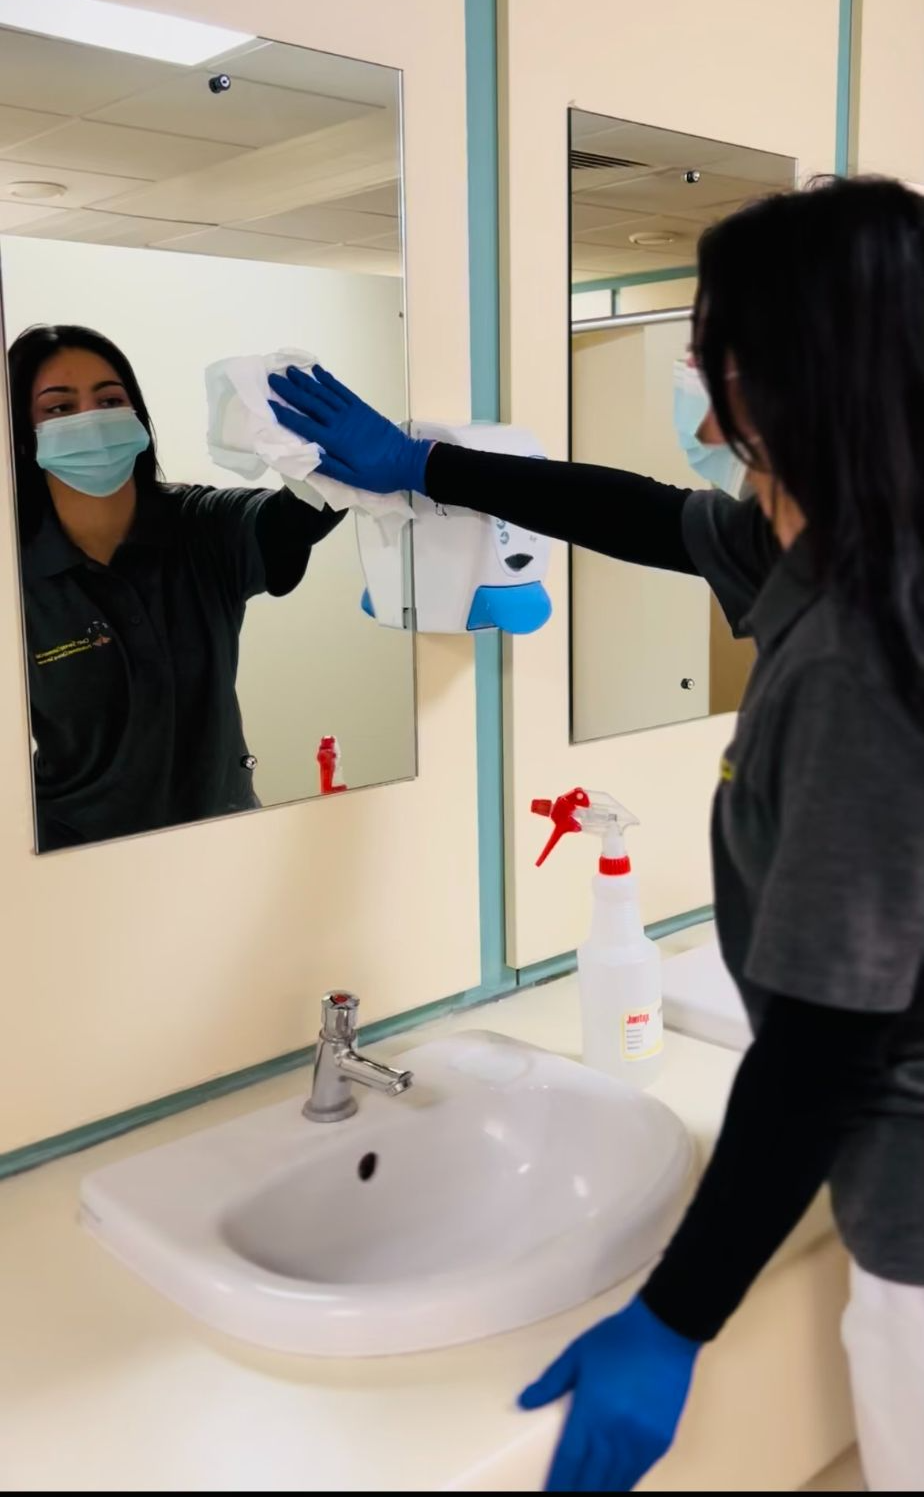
0, 2, 415, 853
569, 109, 796, 742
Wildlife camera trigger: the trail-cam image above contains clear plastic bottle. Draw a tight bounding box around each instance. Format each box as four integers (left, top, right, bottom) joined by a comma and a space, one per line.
532, 789, 663, 1087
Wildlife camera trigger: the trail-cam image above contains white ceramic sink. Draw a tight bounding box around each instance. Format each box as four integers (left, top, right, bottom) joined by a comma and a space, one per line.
80, 1030, 692, 1357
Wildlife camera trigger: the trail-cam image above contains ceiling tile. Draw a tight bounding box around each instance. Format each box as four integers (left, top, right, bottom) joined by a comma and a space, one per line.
0, 201, 66, 232
0, 28, 178, 116
0, 104, 64, 153
705, 147, 796, 188
299, 243, 401, 275
100, 113, 400, 227
331, 183, 401, 216
347, 226, 401, 251
94, 76, 374, 150
571, 202, 647, 233
214, 42, 399, 109
571, 163, 661, 198
232, 203, 396, 243
575, 168, 766, 221
0, 159, 147, 210
2, 208, 213, 248
575, 212, 700, 253
570, 113, 795, 195
154, 226, 336, 265
5, 120, 250, 180
571, 112, 737, 171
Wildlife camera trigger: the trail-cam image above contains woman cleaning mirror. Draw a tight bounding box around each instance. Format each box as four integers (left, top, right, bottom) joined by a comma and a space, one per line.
11, 324, 343, 851
265, 176, 924, 1495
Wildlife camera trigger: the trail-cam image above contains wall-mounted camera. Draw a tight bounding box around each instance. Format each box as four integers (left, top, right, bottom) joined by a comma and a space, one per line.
682, 169, 701, 184
208, 74, 232, 94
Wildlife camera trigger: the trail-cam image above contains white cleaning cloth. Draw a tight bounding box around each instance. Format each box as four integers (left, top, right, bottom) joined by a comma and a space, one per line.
204, 348, 414, 539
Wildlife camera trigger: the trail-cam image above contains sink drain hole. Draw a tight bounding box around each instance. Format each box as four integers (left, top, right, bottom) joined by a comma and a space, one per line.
357, 1152, 378, 1182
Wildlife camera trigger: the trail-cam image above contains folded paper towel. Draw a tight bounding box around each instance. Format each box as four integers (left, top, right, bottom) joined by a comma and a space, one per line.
204, 348, 414, 539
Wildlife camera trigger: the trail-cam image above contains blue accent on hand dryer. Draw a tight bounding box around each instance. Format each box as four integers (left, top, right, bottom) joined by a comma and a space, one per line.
360, 588, 376, 619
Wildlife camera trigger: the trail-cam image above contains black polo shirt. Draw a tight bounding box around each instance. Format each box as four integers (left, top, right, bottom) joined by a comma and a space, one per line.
22, 484, 341, 851
683, 490, 924, 1285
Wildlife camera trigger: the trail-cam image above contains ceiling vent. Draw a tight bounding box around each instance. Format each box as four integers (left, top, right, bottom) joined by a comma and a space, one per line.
569, 149, 648, 171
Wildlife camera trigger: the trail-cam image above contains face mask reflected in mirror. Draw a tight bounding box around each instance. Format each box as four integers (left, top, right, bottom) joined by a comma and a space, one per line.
672, 360, 747, 498
35, 407, 151, 497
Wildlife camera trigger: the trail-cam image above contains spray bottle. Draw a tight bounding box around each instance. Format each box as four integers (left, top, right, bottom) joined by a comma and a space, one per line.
317, 735, 347, 795
532, 788, 663, 1086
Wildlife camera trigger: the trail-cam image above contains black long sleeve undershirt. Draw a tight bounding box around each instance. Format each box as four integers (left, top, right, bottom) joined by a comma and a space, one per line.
641, 993, 896, 1343
425, 442, 696, 574
254, 489, 345, 596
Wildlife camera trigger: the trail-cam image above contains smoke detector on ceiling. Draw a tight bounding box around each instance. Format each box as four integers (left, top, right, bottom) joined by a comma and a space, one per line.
8, 181, 67, 201
629, 230, 677, 247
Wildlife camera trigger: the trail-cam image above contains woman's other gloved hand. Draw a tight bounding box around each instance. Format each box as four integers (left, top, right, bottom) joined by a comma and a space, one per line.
518, 1296, 700, 1492
268, 365, 432, 495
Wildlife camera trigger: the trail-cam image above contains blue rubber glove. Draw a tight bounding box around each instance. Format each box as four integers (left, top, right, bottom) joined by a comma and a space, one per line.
519, 1297, 700, 1493
268, 365, 432, 495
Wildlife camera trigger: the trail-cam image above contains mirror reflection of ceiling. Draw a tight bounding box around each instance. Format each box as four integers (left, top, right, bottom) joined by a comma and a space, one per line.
0, 19, 401, 273
571, 110, 794, 282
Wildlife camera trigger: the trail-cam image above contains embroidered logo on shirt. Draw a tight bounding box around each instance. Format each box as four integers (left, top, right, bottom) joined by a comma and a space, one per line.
34, 620, 113, 666
719, 755, 736, 783
87, 619, 112, 647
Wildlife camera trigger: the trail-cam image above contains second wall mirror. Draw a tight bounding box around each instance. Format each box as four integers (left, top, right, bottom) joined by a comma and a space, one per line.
569, 109, 796, 742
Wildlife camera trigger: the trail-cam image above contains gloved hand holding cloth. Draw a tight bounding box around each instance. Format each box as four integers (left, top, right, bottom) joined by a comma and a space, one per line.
268, 364, 433, 497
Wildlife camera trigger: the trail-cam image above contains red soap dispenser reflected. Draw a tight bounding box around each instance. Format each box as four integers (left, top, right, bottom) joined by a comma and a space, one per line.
532, 789, 663, 1086
317, 735, 348, 795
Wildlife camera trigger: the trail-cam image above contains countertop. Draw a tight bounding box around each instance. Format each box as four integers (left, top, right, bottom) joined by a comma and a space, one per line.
0, 925, 836, 1492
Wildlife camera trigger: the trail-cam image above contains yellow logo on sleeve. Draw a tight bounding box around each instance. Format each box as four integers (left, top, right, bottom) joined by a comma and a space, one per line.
719, 755, 736, 783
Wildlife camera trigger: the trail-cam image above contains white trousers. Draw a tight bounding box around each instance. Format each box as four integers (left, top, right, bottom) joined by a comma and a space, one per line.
842, 1262, 924, 1492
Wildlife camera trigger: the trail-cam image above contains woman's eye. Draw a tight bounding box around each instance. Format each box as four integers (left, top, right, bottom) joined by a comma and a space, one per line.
99, 396, 127, 408
43, 403, 72, 417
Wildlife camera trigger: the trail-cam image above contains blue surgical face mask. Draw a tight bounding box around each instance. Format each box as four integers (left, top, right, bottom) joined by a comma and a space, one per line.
672, 359, 746, 497
35, 407, 150, 497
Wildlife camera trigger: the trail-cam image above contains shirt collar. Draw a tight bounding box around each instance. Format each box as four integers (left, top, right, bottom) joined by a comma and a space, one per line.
21, 508, 85, 581
21, 487, 174, 581
743, 531, 819, 651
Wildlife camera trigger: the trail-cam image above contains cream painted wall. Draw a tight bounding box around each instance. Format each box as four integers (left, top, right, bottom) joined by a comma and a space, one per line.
0, 235, 416, 804
855, 0, 924, 180
499, 0, 840, 966
0, 0, 476, 1152
618, 277, 697, 314
571, 287, 611, 320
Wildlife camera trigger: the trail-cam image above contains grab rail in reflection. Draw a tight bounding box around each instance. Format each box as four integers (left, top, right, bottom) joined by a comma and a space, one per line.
570, 304, 692, 335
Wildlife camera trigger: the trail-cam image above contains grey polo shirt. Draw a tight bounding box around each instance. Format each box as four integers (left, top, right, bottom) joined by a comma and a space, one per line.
683, 490, 924, 1285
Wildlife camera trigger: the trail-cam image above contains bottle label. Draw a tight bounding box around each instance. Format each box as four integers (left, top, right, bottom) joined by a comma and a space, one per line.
621, 1001, 664, 1061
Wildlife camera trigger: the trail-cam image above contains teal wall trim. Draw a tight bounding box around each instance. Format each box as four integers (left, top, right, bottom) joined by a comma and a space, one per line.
515, 905, 715, 988
573, 265, 697, 295
465, 0, 516, 993
835, 0, 856, 176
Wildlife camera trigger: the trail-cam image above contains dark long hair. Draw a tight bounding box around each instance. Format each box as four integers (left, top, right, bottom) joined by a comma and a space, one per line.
7, 324, 159, 544
695, 175, 924, 708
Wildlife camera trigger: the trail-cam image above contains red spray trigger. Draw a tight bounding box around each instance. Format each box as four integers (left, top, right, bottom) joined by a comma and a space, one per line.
531, 788, 591, 866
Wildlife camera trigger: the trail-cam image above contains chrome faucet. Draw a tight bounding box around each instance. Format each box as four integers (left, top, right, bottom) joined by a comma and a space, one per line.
303, 992, 413, 1123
